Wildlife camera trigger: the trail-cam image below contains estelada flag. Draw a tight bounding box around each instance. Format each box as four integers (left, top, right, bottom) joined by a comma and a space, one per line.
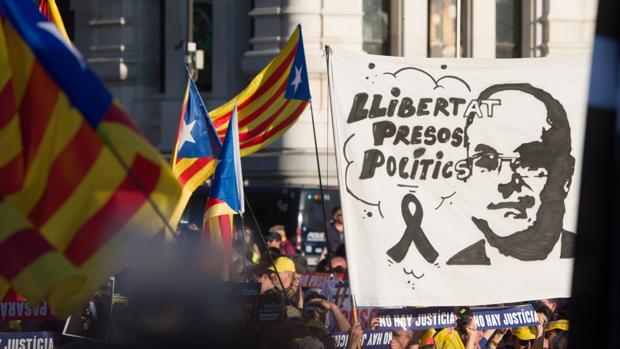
170, 74, 222, 225
209, 24, 311, 156
0, 0, 180, 316
203, 105, 244, 278
37, 0, 69, 42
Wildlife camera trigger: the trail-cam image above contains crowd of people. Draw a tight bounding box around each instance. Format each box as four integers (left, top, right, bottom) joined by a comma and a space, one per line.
0, 205, 571, 349
220, 206, 571, 349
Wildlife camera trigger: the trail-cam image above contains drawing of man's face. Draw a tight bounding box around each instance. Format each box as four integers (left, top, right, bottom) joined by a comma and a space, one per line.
466, 91, 549, 235
462, 84, 575, 260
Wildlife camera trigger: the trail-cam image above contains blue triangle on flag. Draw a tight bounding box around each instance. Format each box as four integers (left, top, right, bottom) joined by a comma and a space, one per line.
284, 24, 311, 101
209, 107, 242, 213
177, 78, 221, 159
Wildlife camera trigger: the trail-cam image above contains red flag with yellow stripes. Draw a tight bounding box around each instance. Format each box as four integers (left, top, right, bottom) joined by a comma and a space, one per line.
209, 24, 311, 156
0, 0, 180, 316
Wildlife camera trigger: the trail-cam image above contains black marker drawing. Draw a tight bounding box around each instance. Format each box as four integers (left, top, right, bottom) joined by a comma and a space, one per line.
434, 191, 456, 210
403, 268, 425, 279
387, 193, 439, 264
450, 83, 576, 264
397, 184, 419, 189
343, 133, 384, 218
383, 67, 472, 92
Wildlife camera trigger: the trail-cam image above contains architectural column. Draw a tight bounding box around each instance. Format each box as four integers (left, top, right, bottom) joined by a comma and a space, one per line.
241, 0, 363, 187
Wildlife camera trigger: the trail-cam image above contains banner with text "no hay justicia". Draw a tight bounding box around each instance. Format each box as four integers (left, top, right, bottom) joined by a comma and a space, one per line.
328, 49, 589, 306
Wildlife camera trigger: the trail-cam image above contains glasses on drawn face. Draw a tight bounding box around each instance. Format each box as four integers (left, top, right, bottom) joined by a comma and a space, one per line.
469, 152, 549, 179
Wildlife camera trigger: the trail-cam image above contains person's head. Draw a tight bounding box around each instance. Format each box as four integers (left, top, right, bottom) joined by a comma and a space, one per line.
242, 226, 254, 245
462, 84, 574, 259
266, 231, 283, 250
270, 225, 287, 241
511, 326, 537, 349
331, 206, 343, 225
329, 256, 347, 274
534, 300, 555, 321
456, 314, 482, 346
544, 319, 569, 344
303, 293, 329, 324
253, 262, 275, 294
268, 256, 297, 290
389, 329, 413, 349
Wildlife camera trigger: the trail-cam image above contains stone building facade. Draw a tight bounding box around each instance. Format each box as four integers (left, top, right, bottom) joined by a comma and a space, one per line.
64, 0, 597, 187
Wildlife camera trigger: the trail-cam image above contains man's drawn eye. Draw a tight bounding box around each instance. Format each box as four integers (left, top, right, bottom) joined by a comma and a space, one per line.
534, 170, 548, 177
473, 152, 499, 171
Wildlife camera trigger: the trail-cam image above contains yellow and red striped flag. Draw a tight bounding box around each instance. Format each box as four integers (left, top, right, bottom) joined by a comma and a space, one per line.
209, 24, 311, 156
203, 105, 244, 279
170, 75, 221, 226
0, 0, 180, 315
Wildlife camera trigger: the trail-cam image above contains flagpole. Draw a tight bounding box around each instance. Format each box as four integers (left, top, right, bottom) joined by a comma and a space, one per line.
308, 101, 334, 270
239, 214, 247, 281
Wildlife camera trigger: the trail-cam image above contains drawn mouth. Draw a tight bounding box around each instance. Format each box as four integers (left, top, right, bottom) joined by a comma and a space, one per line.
487, 196, 535, 219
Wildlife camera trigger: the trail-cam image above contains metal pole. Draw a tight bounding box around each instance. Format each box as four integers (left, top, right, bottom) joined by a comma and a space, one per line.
456, 0, 461, 58
240, 214, 247, 281
309, 101, 333, 270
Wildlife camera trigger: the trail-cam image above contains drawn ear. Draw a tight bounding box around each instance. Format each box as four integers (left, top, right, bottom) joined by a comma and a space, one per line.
563, 177, 571, 194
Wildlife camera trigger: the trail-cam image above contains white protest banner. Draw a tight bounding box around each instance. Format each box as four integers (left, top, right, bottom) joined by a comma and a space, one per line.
328, 49, 589, 306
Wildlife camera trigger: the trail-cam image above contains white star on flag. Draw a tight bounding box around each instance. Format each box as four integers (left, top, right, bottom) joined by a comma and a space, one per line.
291, 65, 303, 93
178, 118, 196, 150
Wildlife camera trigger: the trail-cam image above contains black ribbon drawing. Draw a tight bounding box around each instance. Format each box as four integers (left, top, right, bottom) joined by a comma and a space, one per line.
387, 194, 439, 264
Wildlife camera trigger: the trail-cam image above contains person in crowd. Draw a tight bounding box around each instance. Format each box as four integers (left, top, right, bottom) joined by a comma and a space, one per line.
541, 320, 569, 349
257, 256, 303, 309
266, 230, 283, 251
326, 206, 345, 256
457, 313, 484, 349
291, 336, 327, 349
270, 224, 297, 256
484, 328, 508, 349
548, 331, 567, 349
232, 225, 261, 263
434, 327, 465, 349
303, 290, 351, 333
316, 255, 348, 274
346, 322, 363, 349
390, 329, 414, 349
511, 326, 537, 349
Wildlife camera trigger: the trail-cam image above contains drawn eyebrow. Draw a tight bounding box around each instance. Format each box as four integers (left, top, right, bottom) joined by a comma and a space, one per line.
473, 143, 499, 154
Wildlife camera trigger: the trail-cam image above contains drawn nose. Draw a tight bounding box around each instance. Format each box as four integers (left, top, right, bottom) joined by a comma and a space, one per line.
498, 172, 527, 199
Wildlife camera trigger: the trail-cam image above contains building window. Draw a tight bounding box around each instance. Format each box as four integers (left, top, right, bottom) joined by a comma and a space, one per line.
428, 0, 470, 58
193, 0, 213, 91
363, 0, 390, 55
496, 0, 522, 58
